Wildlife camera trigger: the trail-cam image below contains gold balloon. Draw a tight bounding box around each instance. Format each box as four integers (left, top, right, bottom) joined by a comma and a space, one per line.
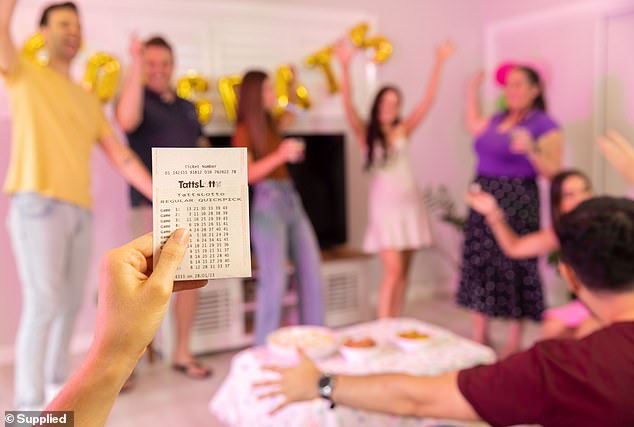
295, 85, 311, 109
21, 33, 47, 65
195, 99, 213, 125
348, 22, 393, 63
368, 36, 393, 64
217, 75, 242, 122
274, 65, 311, 115
176, 73, 213, 124
82, 52, 120, 103
349, 22, 369, 48
305, 47, 338, 94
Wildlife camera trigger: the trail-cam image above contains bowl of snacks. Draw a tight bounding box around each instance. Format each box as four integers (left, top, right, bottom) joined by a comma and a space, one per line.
394, 330, 432, 352
339, 336, 380, 362
267, 326, 338, 360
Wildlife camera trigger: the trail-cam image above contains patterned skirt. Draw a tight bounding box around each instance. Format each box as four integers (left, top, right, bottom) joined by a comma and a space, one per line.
457, 175, 544, 321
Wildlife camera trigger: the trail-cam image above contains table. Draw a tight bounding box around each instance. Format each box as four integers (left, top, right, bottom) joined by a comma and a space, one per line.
209, 318, 496, 427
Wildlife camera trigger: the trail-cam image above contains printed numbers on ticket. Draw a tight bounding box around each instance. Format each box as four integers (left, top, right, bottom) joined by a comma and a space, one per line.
152, 147, 252, 280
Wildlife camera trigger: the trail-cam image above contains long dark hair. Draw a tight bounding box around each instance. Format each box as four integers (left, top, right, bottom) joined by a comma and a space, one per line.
236, 70, 277, 158
365, 85, 401, 170
550, 169, 591, 228
514, 65, 547, 112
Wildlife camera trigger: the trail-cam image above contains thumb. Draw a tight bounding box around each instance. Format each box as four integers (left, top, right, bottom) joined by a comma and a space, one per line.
296, 346, 311, 363
149, 229, 190, 289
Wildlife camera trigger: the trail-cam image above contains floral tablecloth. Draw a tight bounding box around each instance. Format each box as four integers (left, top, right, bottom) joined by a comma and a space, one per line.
209, 318, 496, 427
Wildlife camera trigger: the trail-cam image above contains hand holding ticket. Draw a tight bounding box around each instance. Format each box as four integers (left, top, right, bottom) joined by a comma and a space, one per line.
152, 148, 252, 280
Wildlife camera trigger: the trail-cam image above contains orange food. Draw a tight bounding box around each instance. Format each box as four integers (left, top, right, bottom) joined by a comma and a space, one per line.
397, 330, 430, 340
343, 337, 376, 348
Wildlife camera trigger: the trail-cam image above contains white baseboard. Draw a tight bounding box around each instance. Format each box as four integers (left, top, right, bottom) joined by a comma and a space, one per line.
0, 333, 94, 368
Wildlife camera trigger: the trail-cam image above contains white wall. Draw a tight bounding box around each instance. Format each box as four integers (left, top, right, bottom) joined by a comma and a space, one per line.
0, 0, 484, 356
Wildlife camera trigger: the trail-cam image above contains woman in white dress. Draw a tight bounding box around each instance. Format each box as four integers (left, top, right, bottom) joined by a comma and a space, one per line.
334, 39, 454, 318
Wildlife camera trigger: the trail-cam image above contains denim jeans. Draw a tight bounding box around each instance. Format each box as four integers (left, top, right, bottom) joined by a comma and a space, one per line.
7, 193, 92, 408
251, 180, 324, 345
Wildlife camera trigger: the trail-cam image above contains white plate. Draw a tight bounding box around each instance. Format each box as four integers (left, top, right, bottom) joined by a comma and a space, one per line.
266, 326, 338, 360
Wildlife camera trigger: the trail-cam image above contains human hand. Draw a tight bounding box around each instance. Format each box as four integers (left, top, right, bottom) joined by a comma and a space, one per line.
465, 187, 499, 216
128, 32, 144, 60
597, 130, 634, 184
93, 231, 207, 363
436, 40, 455, 62
278, 138, 305, 163
333, 38, 354, 67
254, 348, 322, 415
510, 127, 536, 155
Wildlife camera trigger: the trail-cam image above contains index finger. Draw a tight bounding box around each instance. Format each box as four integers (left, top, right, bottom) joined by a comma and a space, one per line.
606, 130, 634, 152
122, 232, 154, 258
261, 365, 285, 374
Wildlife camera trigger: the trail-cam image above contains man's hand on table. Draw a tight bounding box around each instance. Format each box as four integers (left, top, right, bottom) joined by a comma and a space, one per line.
251, 341, 482, 421
254, 348, 322, 414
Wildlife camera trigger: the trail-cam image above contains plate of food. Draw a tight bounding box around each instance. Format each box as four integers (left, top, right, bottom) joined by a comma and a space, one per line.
266, 326, 338, 359
393, 330, 432, 352
339, 336, 380, 363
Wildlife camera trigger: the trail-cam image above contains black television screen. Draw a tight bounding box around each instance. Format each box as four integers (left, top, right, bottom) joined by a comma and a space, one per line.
207, 133, 347, 249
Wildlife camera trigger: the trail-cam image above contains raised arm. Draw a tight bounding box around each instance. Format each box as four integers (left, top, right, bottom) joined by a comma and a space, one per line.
0, 0, 18, 74
115, 34, 144, 133
597, 130, 634, 184
402, 40, 454, 135
333, 40, 366, 148
255, 350, 479, 421
465, 189, 559, 258
465, 70, 488, 136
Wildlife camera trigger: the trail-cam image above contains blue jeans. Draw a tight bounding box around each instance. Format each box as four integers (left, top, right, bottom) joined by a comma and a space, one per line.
7, 193, 92, 408
251, 180, 324, 345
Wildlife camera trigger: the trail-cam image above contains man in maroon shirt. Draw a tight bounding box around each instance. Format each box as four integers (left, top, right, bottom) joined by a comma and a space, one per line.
254, 196, 634, 427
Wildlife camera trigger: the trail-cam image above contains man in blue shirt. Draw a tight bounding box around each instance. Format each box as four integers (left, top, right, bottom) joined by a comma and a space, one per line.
116, 34, 210, 382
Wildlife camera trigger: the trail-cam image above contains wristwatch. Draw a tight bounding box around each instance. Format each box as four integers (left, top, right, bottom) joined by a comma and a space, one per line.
318, 373, 337, 409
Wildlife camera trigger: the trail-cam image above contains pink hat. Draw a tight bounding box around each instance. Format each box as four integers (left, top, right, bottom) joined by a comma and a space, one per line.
495, 60, 550, 87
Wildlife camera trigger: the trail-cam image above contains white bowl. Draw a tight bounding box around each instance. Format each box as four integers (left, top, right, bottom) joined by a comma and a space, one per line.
266, 326, 338, 360
339, 342, 380, 363
393, 332, 433, 352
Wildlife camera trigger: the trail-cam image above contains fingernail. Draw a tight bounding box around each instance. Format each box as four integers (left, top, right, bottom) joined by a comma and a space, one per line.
173, 228, 190, 244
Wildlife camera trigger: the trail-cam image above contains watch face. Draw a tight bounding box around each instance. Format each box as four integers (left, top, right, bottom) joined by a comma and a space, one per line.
319, 375, 334, 398
319, 376, 330, 388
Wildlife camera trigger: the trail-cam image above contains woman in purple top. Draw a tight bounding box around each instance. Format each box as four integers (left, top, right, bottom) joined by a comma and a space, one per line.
457, 66, 563, 357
